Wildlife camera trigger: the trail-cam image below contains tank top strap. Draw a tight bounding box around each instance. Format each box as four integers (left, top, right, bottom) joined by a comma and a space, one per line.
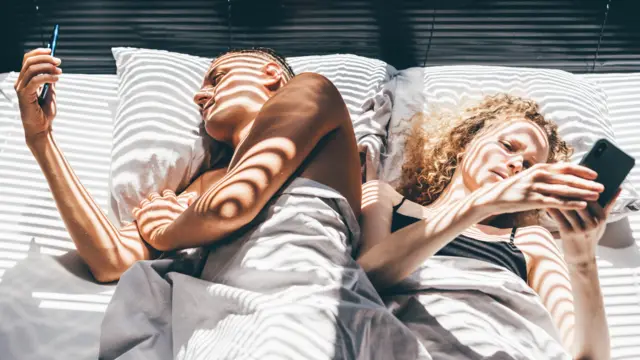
393, 197, 407, 212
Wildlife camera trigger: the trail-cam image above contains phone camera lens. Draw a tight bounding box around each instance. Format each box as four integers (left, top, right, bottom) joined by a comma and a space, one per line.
595, 143, 607, 158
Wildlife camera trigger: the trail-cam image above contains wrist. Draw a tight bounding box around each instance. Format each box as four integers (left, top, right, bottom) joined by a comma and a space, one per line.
469, 186, 499, 220
565, 255, 598, 271
26, 131, 53, 153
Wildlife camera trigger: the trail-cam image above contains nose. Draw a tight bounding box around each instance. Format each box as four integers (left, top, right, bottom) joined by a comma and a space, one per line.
193, 90, 212, 110
507, 155, 524, 175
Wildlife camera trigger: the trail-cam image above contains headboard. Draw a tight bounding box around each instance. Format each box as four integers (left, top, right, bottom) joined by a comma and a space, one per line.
1, 0, 638, 74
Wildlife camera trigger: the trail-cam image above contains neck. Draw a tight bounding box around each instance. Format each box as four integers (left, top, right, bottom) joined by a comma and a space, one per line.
231, 119, 254, 149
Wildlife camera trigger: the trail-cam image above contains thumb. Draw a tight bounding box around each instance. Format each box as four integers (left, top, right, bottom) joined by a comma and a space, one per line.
178, 191, 198, 208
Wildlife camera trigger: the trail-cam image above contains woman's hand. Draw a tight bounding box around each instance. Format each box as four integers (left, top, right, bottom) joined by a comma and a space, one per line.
132, 190, 198, 248
478, 162, 605, 215
14, 48, 62, 145
547, 189, 620, 265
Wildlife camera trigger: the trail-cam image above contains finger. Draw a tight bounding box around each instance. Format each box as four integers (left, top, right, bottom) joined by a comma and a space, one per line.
148, 192, 161, 201
542, 173, 604, 193
139, 198, 151, 208
42, 81, 57, 110
536, 194, 587, 210
24, 74, 60, 95
21, 55, 61, 76
577, 207, 598, 229
533, 183, 600, 201
177, 192, 198, 207
162, 189, 176, 198
132, 207, 141, 218
21, 48, 52, 66
551, 163, 598, 180
186, 192, 198, 206
177, 197, 190, 208
546, 208, 571, 232
19, 64, 62, 92
559, 209, 585, 230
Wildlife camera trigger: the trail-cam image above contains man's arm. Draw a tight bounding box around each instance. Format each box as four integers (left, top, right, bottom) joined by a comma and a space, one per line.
28, 133, 157, 282
153, 73, 349, 251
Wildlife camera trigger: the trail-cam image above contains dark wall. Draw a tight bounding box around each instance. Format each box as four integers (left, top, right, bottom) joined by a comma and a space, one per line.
1, 0, 638, 74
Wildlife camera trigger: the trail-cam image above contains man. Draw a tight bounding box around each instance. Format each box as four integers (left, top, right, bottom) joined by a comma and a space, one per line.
16, 47, 428, 359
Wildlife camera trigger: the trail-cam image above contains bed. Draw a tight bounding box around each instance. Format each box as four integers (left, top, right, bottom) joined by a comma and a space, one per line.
0, 68, 639, 359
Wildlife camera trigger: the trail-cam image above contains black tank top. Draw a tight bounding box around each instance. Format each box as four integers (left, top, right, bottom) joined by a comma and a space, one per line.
391, 198, 528, 282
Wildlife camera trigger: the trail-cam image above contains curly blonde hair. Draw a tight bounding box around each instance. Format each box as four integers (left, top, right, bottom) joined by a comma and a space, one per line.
398, 93, 573, 227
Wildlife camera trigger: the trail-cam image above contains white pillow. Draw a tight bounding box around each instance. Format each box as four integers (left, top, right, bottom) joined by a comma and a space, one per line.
380, 66, 640, 226
110, 47, 395, 225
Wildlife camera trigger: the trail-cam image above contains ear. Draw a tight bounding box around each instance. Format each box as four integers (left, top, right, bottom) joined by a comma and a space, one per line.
261, 62, 284, 91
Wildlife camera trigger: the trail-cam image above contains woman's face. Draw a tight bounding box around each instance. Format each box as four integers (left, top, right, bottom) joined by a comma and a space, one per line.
459, 119, 550, 191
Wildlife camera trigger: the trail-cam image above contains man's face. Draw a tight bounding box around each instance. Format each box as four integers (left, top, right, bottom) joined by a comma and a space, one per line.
193, 53, 284, 143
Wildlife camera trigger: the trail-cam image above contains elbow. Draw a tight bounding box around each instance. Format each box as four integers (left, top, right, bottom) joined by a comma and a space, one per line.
574, 355, 609, 360
357, 257, 395, 292
90, 266, 123, 284
572, 343, 610, 360
573, 350, 610, 360
87, 254, 137, 284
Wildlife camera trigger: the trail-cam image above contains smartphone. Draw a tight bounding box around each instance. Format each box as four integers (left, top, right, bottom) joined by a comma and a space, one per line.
579, 138, 635, 207
38, 24, 59, 105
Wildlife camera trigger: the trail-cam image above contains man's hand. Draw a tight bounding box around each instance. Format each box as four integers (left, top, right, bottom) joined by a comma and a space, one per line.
14, 48, 62, 145
132, 190, 198, 248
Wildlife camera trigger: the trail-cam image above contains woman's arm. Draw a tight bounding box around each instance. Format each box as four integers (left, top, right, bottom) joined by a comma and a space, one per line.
357, 180, 490, 290
522, 226, 610, 360
357, 163, 604, 291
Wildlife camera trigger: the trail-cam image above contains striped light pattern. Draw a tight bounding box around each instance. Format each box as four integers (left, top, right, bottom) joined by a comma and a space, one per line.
381, 65, 640, 223
1, 68, 640, 358
110, 47, 394, 224
579, 72, 640, 360
0, 73, 117, 359
379, 67, 640, 359
0, 72, 117, 275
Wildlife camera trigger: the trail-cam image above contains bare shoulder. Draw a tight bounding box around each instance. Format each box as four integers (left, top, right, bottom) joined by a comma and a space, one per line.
515, 225, 563, 260
362, 180, 403, 208
184, 166, 229, 196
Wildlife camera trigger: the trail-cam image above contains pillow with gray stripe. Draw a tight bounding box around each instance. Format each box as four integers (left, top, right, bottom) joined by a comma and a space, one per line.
380, 66, 640, 229
110, 47, 395, 225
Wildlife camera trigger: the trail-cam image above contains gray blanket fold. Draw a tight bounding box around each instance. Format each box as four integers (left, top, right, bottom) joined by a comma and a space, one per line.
99, 177, 429, 360
385, 256, 571, 360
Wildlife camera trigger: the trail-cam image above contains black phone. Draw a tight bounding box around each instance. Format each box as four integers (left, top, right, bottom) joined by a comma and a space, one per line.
579, 138, 635, 207
38, 24, 59, 105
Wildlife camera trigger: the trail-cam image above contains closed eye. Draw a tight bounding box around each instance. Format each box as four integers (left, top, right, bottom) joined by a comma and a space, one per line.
212, 72, 225, 86
500, 140, 513, 151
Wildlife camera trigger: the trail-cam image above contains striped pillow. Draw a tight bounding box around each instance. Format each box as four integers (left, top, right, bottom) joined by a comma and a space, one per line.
110, 47, 394, 224
381, 66, 640, 226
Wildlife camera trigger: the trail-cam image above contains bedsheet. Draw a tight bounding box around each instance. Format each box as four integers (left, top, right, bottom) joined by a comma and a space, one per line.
0, 72, 638, 359
0, 73, 118, 359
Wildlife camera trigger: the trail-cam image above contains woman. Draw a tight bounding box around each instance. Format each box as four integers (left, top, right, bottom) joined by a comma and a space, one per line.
358, 94, 615, 359
15, 48, 426, 359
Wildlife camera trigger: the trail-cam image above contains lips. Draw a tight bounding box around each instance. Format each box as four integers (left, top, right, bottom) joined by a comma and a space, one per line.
492, 170, 507, 180
202, 103, 216, 119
